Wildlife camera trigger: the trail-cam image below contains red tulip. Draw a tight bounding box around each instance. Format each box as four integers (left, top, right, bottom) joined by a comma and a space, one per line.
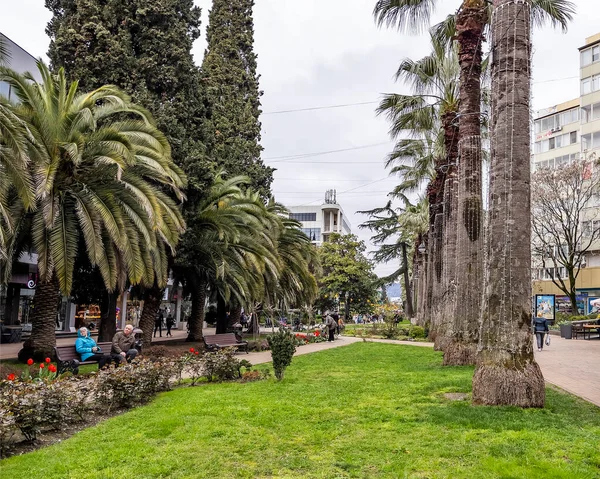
194, 351, 199, 355
27, 359, 34, 366
45, 357, 51, 363
189, 347, 195, 353
48, 364, 57, 373
39, 363, 45, 369
7, 373, 15, 381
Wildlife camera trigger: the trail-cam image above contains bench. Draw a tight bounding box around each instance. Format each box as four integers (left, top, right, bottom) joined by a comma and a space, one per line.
203, 333, 248, 354
54, 342, 112, 374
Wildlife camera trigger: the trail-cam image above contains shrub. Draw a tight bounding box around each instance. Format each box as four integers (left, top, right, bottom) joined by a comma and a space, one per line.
203, 348, 245, 382
240, 369, 271, 383
96, 359, 171, 411
267, 328, 297, 381
409, 326, 426, 339
0, 380, 45, 442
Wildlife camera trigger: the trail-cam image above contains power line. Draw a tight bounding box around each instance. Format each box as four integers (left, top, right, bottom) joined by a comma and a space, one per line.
263, 100, 379, 115
293, 177, 392, 206
264, 141, 391, 162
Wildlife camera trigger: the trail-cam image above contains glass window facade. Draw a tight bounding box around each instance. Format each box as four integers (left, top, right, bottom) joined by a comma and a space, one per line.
290, 212, 317, 222
301, 228, 321, 241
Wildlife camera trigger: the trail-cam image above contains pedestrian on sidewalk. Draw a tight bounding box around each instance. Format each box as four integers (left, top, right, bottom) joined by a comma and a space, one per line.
166, 314, 175, 337
533, 314, 549, 352
154, 311, 164, 338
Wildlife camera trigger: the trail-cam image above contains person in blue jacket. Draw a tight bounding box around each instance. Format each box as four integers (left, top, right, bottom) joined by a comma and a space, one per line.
75, 327, 110, 368
533, 314, 549, 352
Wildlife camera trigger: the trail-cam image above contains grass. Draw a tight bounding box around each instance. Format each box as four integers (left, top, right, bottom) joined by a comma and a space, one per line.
2, 343, 599, 478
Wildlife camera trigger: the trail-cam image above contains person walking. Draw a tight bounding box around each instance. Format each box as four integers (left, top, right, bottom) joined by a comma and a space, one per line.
166, 314, 175, 337
154, 311, 164, 338
533, 314, 549, 352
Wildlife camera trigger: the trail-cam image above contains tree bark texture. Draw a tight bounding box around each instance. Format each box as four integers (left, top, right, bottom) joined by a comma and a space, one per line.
446, 1, 487, 366
138, 286, 162, 349
402, 243, 414, 318
473, 0, 545, 407
215, 294, 228, 334
19, 275, 60, 362
431, 213, 446, 350
98, 290, 118, 342
188, 280, 207, 341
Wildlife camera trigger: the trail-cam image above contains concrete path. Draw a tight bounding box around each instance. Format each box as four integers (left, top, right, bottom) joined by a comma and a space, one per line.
2, 330, 597, 408
533, 335, 600, 407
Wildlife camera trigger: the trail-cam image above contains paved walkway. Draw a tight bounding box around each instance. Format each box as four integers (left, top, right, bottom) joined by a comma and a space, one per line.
1, 330, 597, 408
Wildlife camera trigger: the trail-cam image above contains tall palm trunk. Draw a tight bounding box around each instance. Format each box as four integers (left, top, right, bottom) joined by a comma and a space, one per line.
188, 279, 207, 341
19, 275, 60, 362
445, 1, 487, 365
473, 0, 544, 407
401, 242, 414, 318
433, 109, 460, 349
138, 285, 162, 349
215, 294, 228, 334
98, 290, 118, 342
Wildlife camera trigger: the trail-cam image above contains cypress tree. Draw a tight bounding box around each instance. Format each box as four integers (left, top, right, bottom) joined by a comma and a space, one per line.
45, 0, 206, 341
200, 0, 273, 197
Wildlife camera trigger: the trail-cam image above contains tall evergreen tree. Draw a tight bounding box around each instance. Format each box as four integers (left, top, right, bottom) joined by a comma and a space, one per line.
200, 0, 273, 197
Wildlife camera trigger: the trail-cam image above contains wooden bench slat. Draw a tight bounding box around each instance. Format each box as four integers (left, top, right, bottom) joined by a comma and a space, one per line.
203, 333, 248, 354
54, 342, 113, 371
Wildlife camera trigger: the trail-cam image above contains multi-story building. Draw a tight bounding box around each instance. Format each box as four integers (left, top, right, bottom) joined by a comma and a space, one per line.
531, 32, 600, 314
288, 190, 351, 245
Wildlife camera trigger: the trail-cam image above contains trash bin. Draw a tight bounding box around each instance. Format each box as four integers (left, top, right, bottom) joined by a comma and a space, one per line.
559, 323, 572, 339
133, 328, 144, 353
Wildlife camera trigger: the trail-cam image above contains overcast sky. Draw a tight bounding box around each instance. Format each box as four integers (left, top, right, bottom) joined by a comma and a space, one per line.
2, 0, 598, 277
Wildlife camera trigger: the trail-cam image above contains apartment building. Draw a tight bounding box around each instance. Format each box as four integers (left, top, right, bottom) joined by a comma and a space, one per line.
531, 32, 600, 313
288, 190, 351, 246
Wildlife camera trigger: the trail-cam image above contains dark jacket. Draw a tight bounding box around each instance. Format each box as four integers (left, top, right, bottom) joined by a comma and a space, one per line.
111, 331, 136, 354
533, 317, 549, 333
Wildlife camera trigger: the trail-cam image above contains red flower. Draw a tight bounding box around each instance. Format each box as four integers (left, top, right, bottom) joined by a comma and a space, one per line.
7, 373, 15, 381
48, 364, 57, 373
39, 363, 45, 369
27, 359, 34, 366
45, 357, 51, 363
194, 351, 199, 355
314, 330, 320, 337
189, 347, 195, 353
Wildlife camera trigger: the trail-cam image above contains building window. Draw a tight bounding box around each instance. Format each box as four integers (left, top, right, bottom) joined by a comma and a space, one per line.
582, 77, 591, 95
594, 46, 600, 63
290, 212, 317, 222
300, 228, 321, 241
570, 131, 578, 144
582, 48, 592, 67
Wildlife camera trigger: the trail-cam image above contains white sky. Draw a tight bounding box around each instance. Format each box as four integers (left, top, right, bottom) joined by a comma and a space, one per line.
2, 0, 598, 277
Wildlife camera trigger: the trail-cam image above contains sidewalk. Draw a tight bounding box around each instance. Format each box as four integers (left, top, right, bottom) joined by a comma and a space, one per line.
533, 335, 600, 407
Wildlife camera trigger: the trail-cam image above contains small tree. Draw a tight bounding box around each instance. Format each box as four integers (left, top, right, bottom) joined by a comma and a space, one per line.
267, 328, 297, 381
531, 156, 600, 314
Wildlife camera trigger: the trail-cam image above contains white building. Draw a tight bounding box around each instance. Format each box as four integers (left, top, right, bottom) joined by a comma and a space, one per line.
288, 190, 351, 245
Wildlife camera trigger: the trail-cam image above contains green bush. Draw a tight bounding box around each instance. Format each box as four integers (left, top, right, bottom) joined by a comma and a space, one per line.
202, 349, 245, 382
267, 328, 297, 381
409, 326, 426, 339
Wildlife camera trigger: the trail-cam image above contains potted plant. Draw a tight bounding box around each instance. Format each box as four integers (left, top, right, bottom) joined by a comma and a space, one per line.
557, 320, 572, 339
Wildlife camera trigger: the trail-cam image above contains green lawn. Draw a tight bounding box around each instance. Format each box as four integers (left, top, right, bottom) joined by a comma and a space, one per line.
2, 343, 599, 478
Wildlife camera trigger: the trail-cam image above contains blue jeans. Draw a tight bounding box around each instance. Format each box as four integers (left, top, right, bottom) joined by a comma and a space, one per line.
535, 332, 546, 349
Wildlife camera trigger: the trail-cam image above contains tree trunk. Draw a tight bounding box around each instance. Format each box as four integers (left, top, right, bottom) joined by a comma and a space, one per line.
215, 294, 228, 334
228, 302, 242, 329
188, 280, 207, 341
401, 243, 414, 318
473, 0, 544, 407
19, 275, 60, 362
138, 286, 162, 349
98, 290, 118, 342
445, 1, 487, 366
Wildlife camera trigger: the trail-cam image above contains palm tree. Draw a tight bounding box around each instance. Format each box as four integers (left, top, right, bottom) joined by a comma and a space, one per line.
374, 0, 574, 365
0, 63, 185, 359
176, 174, 277, 341
377, 34, 459, 336
472, 0, 544, 407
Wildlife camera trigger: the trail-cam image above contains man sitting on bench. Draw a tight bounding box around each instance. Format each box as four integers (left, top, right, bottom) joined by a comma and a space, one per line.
111, 324, 139, 365
75, 327, 111, 368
